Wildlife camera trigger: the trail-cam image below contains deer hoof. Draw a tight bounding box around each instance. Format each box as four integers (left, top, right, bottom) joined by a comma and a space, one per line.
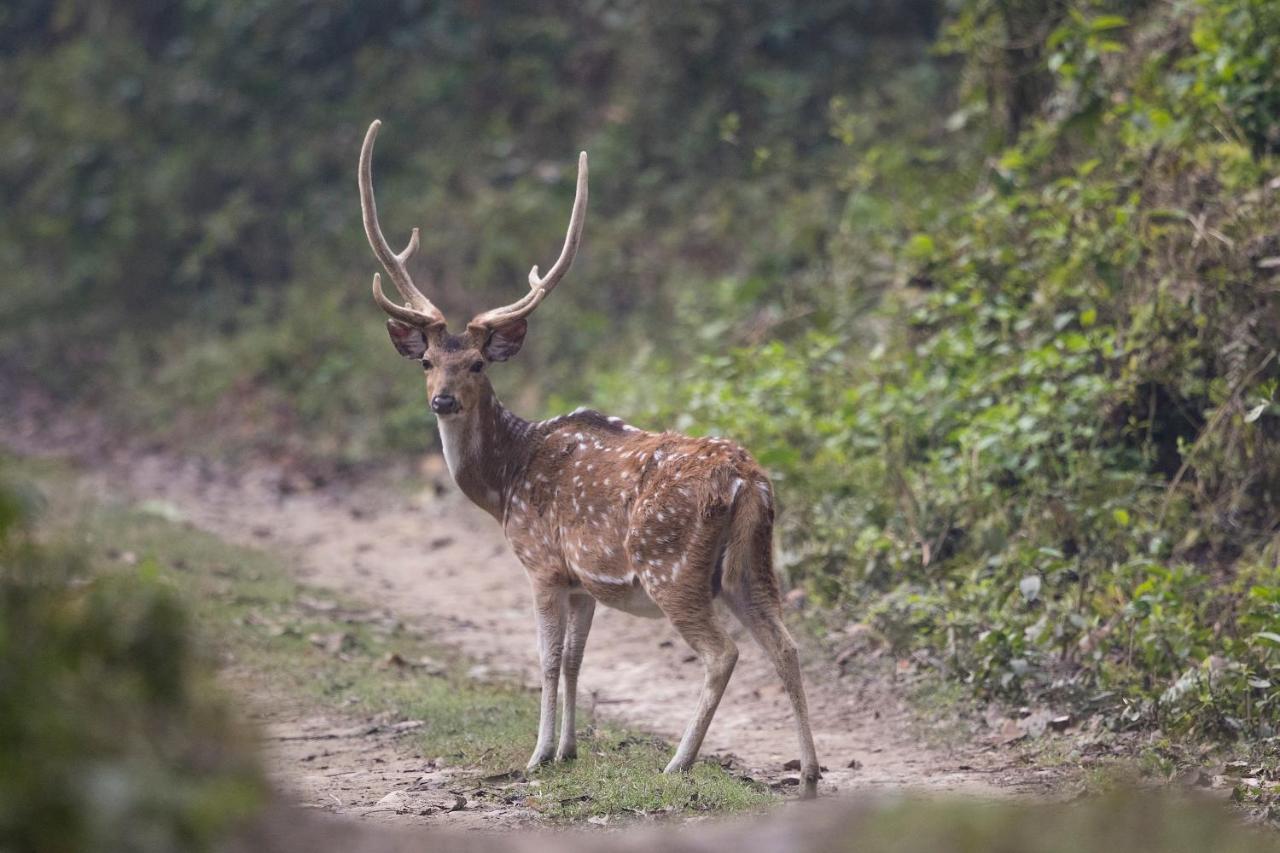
526, 750, 555, 771
799, 769, 819, 800
555, 746, 577, 762
662, 757, 693, 775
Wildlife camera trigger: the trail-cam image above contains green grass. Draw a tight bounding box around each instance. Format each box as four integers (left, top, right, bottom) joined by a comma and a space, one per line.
17, 456, 773, 821
529, 731, 771, 819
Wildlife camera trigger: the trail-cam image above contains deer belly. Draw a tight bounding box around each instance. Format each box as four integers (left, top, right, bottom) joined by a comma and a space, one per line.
577, 573, 663, 618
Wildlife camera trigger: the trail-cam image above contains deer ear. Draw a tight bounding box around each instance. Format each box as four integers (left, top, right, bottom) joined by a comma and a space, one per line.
482, 319, 528, 362
386, 320, 427, 359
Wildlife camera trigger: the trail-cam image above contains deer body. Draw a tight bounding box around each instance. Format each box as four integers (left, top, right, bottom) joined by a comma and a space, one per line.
357, 120, 820, 798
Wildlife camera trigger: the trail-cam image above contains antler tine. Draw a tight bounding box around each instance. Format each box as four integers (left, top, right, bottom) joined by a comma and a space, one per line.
469, 151, 588, 331
371, 274, 437, 327
359, 120, 446, 328
527, 151, 589, 293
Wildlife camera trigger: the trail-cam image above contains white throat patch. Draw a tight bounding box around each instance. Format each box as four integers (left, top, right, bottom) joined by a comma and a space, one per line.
436, 417, 471, 482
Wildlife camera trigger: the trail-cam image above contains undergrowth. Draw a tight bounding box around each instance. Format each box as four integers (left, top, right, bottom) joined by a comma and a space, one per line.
595, 0, 1280, 740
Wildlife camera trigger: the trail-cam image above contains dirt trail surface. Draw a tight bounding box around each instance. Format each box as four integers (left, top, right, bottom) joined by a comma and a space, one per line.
2, 389, 1068, 825
229, 671, 539, 830
118, 457, 1060, 794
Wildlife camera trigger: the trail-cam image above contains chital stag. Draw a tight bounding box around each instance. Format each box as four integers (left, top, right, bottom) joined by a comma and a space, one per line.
357, 120, 820, 798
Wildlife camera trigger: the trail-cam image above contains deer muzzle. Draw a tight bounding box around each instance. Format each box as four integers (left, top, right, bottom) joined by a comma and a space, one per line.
430, 393, 461, 415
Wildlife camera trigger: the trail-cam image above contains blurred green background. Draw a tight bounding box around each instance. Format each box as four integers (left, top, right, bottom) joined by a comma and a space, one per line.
3, 0, 1280, 823
1, 0, 946, 460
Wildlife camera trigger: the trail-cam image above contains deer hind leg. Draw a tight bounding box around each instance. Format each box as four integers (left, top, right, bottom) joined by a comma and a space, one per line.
629, 498, 738, 774
723, 566, 820, 798
528, 585, 568, 771
556, 593, 595, 761
658, 599, 737, 774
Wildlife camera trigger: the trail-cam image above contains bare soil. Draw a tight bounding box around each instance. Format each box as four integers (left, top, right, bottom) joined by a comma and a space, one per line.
229, 667, 543, 830
2, 387, 1072, 828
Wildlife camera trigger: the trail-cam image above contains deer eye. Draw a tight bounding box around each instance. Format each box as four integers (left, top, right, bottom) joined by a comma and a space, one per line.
421, 358, 433, 370
469, 360, 485, 373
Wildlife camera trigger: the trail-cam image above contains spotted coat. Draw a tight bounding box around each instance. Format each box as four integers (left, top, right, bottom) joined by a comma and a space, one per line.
498, 409, 776, 619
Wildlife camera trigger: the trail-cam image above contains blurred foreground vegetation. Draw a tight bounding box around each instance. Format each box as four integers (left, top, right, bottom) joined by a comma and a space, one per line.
0, 463, 264, 852
2, 0, 1279, 751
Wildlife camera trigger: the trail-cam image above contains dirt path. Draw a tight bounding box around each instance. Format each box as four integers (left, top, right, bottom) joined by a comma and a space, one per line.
108, 452, 1063, 801
228, 668, 539, 830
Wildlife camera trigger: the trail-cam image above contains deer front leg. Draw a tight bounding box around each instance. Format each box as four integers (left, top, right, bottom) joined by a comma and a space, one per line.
528, 585, 568, 771
557, 594, 596, 761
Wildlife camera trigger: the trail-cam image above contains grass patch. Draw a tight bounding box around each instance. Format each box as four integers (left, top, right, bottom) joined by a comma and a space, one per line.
529, 730, 770, 819
15, 455, 773, 821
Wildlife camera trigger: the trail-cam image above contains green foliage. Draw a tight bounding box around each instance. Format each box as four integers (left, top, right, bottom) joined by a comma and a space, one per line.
0, 461, 264, 853
598, 0, 1280, 737
1187, 0, 1280, 156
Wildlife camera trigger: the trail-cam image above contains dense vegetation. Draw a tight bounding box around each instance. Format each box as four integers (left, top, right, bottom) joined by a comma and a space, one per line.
2, 0, 1278, 740
609, 0, 1280, 737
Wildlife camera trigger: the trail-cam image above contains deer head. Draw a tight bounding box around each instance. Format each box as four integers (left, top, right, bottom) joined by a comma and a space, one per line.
358, 119, 588, 416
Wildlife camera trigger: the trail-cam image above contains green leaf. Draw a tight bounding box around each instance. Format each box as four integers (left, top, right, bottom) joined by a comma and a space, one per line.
1112, 508, 1131, 527
905, 234, 936, 262
1253, 632, 1280, 646
1089, 15, 1129, 32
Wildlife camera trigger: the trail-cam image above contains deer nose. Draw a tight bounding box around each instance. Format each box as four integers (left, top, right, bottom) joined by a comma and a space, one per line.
430, 393, 460, 415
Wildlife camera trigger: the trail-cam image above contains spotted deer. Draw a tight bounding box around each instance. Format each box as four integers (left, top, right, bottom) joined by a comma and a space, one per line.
357, 120, 820, 798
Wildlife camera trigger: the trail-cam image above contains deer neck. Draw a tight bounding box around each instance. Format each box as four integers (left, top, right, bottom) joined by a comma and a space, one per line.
435, 390, 530, 521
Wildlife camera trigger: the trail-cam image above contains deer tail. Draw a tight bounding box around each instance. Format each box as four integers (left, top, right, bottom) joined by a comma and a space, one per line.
718, 474, 778, 598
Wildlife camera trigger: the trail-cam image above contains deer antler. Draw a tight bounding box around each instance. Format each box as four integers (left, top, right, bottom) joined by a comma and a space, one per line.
468, 151, 588, 331
359, 120, 446, 329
